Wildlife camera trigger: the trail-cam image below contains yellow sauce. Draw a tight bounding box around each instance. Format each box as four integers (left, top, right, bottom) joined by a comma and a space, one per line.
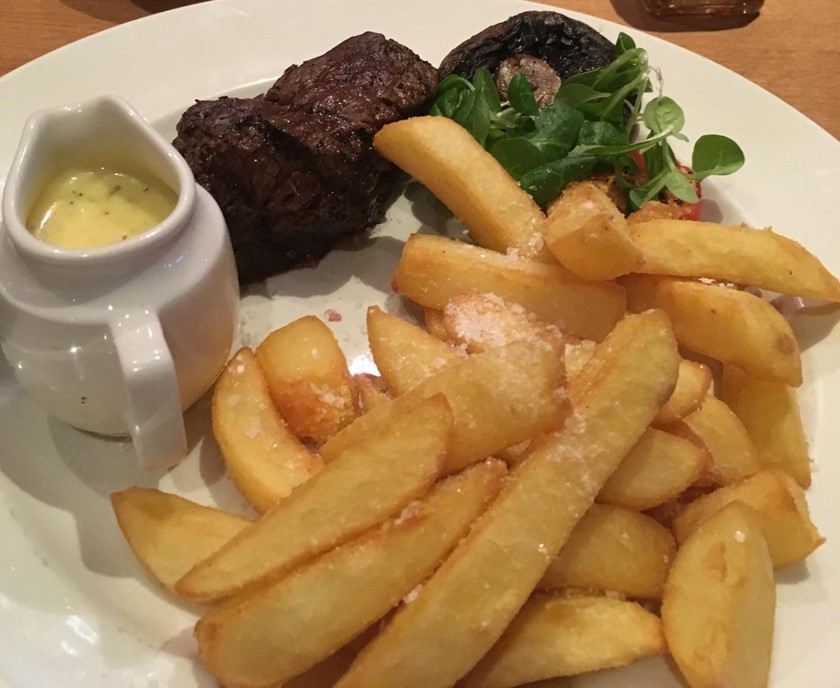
26, 167, 178, 249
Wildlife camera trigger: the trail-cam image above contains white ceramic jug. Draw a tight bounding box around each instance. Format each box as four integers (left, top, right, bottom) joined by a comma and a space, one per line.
0, 96, 239, 469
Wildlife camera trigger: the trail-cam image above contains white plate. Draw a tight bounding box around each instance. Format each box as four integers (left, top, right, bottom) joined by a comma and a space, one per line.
1, 1, 838, 686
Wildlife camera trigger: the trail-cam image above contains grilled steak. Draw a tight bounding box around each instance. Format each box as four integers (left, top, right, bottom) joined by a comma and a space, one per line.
174, 32, 438, 284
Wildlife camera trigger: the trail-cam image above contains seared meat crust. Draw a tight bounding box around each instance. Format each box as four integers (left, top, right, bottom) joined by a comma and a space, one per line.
174, 33, 438, 284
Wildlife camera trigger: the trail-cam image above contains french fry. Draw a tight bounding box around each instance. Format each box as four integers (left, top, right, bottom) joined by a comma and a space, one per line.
424, 308, 449, 340
653, 359, 712, 426
662, 502, 775, 688
460, 594, 666, 688
353, 373, 391, 413
721, 365, 812, 487
543, 181, 643, 280
673, 395, 761, 486
631, 219, 840, 301
212, 348, 323, 513
373, 116, 551, 259
196, 460, 506, 688
333, 311, 679, 688
256, 316, 357, 445
597, 428, 708, 511
366, 306, 460, 395
672, 469, 824, 567
111, 488, 251, 594
440, 292, 563, 354
393, 233, 626, 341
320, 338, 568, 474
539, 504, 675, 599
623, 274, 802, 386
175, 395, 451, 602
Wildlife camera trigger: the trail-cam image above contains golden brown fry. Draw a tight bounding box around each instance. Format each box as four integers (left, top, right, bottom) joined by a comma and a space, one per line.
367, 306, 460, 395
333, 311, 679, 688
623, 274, 802, 386
597, 428, 708, 511
672, 468, 824, 567
424, 308, 449, 341
543, 181, 643, 280
721, 365, 812, 487
539, 504, 675, 599
321, 338, 568, 474
374, 116, 551, 259
653, 359, 712, 426
196, 460, 506, 688
111, 488, 251, 594
441, 292, 563, 354
353, 373, 391, 413
461, 594, 666, 688
256, 316, 357, 445
631, 219, 840, 302
212, 348, 323, 513
393, 233, 626, 341
663, 502, 775, 688
673, 395, 760, 487
175, 395, 451, 602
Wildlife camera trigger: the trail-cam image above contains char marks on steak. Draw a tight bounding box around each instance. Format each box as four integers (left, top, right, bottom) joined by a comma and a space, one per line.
174, 33, 438, 284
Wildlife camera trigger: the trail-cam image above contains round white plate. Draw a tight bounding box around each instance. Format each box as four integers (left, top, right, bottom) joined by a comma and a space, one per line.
1, 1, 838, 686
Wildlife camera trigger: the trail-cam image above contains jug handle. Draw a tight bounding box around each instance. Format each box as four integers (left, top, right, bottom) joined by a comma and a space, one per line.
109, 312, 187, 470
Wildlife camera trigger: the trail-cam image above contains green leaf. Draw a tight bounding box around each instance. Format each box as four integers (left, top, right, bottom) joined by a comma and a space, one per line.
451, 90, 492, 146
615, 32, 637, 56
628, 175, 667, 210
578, 120, 629, 147
436, 74, 472, 94
519, 156, 598, 206
429, 86, 466, 119
663, 169, 699, 204
531, 104, 585, 158
643, 97, 685, 137
691, 134, 745, 179
491, 138, 546, 179
508, 73, 539, 116
472, 68, 501, 113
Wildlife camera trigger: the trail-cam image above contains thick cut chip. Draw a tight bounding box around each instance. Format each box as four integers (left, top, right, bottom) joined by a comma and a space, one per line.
212, 348, 323, 513
631, 219, 840, 302
175, 395, 451, 602
542, 181, 643, 280
196, 460, 506, 688
333, 311, 679, 688
424, 308, 449, 340
653, 360, 712, 426
721, 365, 811, 487
623, 274, 802, 386
662, 502, 775, 688
441, 293, 563, 355
539, 504, 675, 599
256, 316, 357, 445
366, 306, 460, 395
393, 233, 626, 341
596, 428, 707, 511
674, 395, 761, 486
373, 116, 551, 259
354, 374, 391, 413
461, 594, 666, 688
672, 468, 824, 567
111, 488, 251, 594
321, 338, 568, 474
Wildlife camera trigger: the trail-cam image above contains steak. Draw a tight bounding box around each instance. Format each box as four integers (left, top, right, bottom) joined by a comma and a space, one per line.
173, 32, 438, 284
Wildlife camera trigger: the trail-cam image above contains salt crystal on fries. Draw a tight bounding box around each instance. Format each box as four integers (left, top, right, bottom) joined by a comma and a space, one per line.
393, 233, 626, 341
333, 311, 679, 688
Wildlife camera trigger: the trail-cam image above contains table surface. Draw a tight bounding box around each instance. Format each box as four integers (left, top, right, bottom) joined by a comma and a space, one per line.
1, 0, 838, 139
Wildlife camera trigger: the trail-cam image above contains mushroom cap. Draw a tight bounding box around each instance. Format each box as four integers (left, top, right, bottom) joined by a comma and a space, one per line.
439, 11, 614, 81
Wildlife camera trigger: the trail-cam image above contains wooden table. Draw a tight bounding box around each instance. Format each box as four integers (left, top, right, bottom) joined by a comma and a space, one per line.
1, 0, 838, 139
